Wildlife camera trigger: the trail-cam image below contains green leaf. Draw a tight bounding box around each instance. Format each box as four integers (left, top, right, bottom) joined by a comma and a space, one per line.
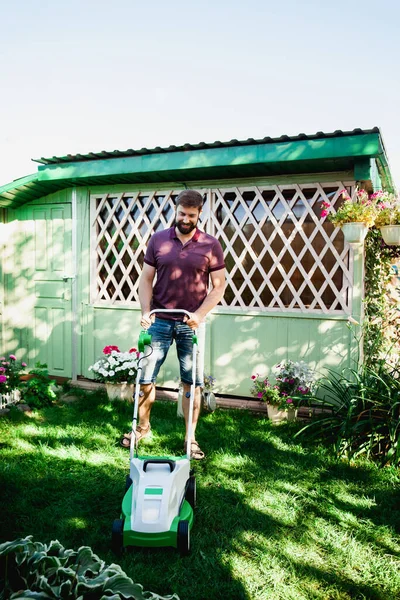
72, 546, 104, 576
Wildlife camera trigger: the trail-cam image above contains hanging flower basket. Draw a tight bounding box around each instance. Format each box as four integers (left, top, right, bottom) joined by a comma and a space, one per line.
105, 382, 134, 401
341, 222, 369, 244
380, 225, 400, 246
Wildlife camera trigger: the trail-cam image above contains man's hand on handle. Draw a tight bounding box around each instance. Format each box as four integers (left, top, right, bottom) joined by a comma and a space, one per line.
140, 312, 154, 329
184, 312, 202, 330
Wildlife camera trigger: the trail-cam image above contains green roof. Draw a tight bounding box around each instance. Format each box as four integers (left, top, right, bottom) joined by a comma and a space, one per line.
0, 127, 393, 208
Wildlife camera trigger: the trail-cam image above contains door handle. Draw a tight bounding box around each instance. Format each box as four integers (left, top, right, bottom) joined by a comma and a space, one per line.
61, 274, 75, 282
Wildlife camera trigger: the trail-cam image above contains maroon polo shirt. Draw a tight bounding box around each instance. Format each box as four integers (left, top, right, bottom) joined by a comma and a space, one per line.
143, 227, 225, 319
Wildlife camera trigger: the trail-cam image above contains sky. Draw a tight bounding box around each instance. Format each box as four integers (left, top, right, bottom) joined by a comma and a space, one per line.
1, 0, 400, 189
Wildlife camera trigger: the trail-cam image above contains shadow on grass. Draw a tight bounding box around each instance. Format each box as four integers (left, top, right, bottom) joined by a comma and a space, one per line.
0, 397, 399, 599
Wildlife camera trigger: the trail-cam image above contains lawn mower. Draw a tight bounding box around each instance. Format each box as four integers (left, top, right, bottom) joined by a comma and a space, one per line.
112, 309, 197, 556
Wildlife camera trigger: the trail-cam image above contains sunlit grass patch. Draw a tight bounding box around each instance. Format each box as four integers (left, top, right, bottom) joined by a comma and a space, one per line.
0, 395, 399, 600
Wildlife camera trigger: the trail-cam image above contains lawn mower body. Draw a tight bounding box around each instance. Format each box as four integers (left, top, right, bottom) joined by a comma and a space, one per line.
121, 455, 194, 549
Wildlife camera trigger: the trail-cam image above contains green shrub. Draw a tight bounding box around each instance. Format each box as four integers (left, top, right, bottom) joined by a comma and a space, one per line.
20, 363, 57, 409
296, 361, 400, 466
0, 536, 179, 600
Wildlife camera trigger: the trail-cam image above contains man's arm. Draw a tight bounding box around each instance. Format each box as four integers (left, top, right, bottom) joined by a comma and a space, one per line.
185, 268, 226, 329
138, 263, 156, 328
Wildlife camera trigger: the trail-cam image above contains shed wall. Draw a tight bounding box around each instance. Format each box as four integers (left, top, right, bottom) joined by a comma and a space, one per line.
2, 173, 361, 396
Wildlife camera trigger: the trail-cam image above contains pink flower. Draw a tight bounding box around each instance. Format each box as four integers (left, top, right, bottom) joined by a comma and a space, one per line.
257, 392, 263, 398
321, 210, 328, 218
321, 201, 331, 208
0, 357, 5, 361
0, 375, 7, 383
0, 367, 5, 373
103, 345, 120, 355
251, 375, 256, 380
286, 397, 293, 404
9, 355, 16, 361
22, 362, 27, 367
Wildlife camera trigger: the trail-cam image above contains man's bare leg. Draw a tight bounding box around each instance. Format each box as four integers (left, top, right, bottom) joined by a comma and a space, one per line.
121, 383, 155, 448
182, 383, 201, 441
137, 382, 155, 433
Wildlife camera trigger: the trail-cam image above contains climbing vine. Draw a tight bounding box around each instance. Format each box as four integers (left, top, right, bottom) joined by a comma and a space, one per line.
364, 229, 400, 366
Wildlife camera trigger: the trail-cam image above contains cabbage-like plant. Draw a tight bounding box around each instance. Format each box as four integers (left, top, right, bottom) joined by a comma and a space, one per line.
0, 536, 179, 600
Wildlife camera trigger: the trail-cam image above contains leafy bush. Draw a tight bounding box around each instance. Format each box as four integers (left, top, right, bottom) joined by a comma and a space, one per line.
296, 361, 400, 466
0, 536, 179, 600
20, 363, 57, 409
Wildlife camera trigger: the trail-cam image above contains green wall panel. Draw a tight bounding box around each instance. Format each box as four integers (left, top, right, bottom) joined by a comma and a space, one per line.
84, 307, 355, 397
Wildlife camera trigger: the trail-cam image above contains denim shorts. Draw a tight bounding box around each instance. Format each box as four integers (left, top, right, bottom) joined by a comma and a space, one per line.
139, 317, 203, 387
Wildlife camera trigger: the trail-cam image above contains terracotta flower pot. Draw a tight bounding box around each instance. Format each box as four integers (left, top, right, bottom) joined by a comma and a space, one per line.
19, 374, 36, 382
267, 403, 298, 423
105, 382, 134, 401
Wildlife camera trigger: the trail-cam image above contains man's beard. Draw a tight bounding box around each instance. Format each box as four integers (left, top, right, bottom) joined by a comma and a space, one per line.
175, 220, 197, 234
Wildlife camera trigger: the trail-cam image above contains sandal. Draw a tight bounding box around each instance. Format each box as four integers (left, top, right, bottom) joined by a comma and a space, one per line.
120, 425, 151, 449
185, 440, 205, 460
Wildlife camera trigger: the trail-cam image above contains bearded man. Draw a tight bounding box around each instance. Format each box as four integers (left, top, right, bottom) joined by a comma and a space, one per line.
121, 190, 225, 459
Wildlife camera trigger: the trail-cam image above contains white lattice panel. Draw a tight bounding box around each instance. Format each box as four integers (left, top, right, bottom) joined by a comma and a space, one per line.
90, 182, 354, 313
209, 183, 354, 313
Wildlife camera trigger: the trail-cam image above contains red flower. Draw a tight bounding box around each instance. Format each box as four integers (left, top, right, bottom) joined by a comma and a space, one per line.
129, 348, 137, 353
103, 345, 120, 355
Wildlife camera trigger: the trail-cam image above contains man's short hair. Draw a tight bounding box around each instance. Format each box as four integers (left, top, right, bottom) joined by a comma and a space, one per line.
175, 190, 204, 210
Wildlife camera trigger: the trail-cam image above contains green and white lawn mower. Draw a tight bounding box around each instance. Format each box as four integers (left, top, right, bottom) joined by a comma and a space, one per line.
112, 309, 197, 556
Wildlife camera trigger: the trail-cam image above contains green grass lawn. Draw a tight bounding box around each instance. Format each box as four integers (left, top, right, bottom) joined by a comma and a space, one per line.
0, 390, 399, 600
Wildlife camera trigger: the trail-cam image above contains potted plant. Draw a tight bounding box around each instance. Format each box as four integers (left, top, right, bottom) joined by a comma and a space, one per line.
202, 373, 217, 412
373, 190, 400, 245
321, 189, 378, 244
88, 345, 138, 401
250, 360, 316, 423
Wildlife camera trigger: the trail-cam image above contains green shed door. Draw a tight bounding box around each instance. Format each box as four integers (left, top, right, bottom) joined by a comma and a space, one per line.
15, 203, 73, 377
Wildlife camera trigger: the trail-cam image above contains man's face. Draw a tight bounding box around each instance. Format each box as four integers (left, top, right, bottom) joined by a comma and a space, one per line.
175, 204, 202, 234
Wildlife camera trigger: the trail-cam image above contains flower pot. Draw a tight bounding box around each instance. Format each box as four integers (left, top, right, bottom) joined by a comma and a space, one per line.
267, 403, 298, 423
105, 382, 134, 401
341, 222, 369, 244
380, 225, 400, 246
19, 374, 36, 382
202, 390, 217, 413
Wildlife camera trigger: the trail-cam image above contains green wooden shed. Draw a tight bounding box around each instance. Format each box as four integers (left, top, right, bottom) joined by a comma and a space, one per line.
0, 127, 394, 396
